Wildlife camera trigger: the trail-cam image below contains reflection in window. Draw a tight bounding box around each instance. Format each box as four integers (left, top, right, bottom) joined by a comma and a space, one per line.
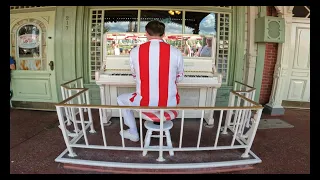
16, 24, 42, 71
17, 25, 41, 58
140, 10, 183, 34
89, 9, 231, 83
103, 10, 139, 57
183, 12, 217, 58
103, 10, 138, 33
185, 12, 217, 35
104, 33, 147, 56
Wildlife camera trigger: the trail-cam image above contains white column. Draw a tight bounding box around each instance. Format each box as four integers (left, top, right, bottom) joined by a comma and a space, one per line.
244, 6, 258, 86
265, 7, 293, 115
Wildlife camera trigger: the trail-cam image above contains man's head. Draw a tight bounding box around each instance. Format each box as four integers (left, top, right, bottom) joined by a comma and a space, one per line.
145, 20, 165, 40
206, 37, 212, 47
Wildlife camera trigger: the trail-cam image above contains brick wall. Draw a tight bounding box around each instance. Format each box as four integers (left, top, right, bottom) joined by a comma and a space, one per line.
259, 6, 279, 105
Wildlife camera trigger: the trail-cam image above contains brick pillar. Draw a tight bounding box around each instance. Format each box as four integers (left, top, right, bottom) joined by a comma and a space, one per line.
259, 6, 279, 105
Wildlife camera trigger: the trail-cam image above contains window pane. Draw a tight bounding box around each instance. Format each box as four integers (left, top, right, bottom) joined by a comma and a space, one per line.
104, 33, 148, 56
140, 10, 183, 34
185, 12, 217, 35
184, 12, 217, 58
17, 25, 41, 58
19, 59, 42, 70
103, 10, 138, 33
103, 10, 139, 57
293, 6, 310, 18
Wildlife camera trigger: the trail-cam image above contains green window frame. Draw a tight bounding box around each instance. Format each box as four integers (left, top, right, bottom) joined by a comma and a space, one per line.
88, 6, 237, 85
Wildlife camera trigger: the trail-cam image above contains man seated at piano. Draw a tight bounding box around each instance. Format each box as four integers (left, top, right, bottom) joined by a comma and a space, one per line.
117, 20, 185, 142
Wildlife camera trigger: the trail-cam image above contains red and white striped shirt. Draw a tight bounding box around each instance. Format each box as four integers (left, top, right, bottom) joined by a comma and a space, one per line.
129, 39, 184, 107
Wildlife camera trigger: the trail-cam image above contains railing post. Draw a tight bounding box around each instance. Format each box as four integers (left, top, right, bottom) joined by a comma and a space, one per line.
222, 92, 235, 134
86, 91, 96, 133
240, 93, 250, 136
70, 107, 79, 134
56, 106, 77, 157
67, 89, 74, 126
80, 78, 86, 105
241, 109, 262, 158
157, 109, 165, 162
61, 86, 71, 125
205, 88, 217, 128
100, 85, 111, 126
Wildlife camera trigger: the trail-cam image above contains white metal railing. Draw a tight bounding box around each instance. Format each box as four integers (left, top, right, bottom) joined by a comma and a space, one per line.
55, 78, 263, 169
60, 77, 88, 127
221, 81, 257, 136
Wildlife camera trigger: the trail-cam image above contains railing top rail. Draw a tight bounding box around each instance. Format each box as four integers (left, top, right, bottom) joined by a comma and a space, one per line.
234, 89, 255, 93
231, 90, 260, 106
58, 78, 262, 109
55, 88, 263, 110
59, 88, 88, 104
56, 103, 263, 110
234, 81, 255, 89
61, 86, 85, 90
61, 77, 83, 86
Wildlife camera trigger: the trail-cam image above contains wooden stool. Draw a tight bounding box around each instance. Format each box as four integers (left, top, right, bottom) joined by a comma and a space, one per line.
141, 110, 178, 160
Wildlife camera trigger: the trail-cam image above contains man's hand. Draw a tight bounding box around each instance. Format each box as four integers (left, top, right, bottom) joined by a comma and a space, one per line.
10, 64, 15, 70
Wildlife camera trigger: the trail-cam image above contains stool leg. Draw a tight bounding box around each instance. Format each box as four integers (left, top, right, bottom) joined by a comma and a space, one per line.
143, 130, 152, 156
165, 130, 174, 156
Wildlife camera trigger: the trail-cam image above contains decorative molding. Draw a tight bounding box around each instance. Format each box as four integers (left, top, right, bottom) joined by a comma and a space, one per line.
274, 6, 284, 15
246, 53, 257, 67
244, 6, 257, 86
288, 6, 294, 14
274, 6, 294, 16
267, 6, 294, 108
10, 18, 18, 26
41, 16, 50, 23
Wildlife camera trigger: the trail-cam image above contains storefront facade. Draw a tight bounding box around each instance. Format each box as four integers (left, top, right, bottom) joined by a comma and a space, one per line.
9, 6, 310, 115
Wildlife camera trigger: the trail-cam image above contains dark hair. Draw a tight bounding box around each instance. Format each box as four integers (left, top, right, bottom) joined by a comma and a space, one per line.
145, 20, 165, 37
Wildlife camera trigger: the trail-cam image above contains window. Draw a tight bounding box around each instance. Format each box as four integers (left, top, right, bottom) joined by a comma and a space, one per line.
184, 12, 217, 58
89, 9, 232, 83
103, 10, 138, 57
293, 6, 310, 18
11, 20, 47, 71
140, 10, 183, 34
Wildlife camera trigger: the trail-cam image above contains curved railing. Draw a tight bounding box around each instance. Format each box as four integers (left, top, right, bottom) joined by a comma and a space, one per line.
55, 77, 263, 169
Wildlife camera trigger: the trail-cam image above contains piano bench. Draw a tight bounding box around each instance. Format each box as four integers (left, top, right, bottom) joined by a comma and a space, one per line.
141, 110, 178, 158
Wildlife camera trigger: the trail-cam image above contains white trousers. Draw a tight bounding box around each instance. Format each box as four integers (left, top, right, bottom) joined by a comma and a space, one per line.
117, 93, 138, 135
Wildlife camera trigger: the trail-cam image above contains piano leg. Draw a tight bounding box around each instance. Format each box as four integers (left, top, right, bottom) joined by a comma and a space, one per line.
100, 85, 112, 126
204, 88, 217, 128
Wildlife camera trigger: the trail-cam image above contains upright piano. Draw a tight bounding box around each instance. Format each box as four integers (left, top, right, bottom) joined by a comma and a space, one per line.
95, 56, 222, 127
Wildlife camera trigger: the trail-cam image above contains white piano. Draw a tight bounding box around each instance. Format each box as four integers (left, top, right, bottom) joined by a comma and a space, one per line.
95, 56, 222, 127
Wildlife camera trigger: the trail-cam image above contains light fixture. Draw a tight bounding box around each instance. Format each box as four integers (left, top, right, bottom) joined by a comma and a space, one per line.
168, 10, 174, 15
175, 11, 181, 15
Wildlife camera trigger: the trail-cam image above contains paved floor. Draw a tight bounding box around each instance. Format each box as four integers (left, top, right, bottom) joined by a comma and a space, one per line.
9, 108, 310, 174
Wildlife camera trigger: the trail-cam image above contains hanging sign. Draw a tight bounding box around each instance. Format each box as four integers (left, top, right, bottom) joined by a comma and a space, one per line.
18, 34, 40, 49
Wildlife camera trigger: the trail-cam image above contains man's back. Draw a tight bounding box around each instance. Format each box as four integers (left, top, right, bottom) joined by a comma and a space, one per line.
129, 39, 184, 107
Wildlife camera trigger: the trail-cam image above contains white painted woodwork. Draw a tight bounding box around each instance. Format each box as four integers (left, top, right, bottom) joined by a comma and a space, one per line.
283, 19, 310, 102
10, 11, 58, 102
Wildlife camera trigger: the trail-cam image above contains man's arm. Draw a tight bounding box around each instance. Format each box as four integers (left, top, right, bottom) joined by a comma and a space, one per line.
129, 50, 136, 81
176, 51, 184, 83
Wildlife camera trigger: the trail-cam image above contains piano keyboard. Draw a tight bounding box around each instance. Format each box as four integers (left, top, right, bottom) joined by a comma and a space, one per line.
110, 73, 210, 78
97, 72, 221, 87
